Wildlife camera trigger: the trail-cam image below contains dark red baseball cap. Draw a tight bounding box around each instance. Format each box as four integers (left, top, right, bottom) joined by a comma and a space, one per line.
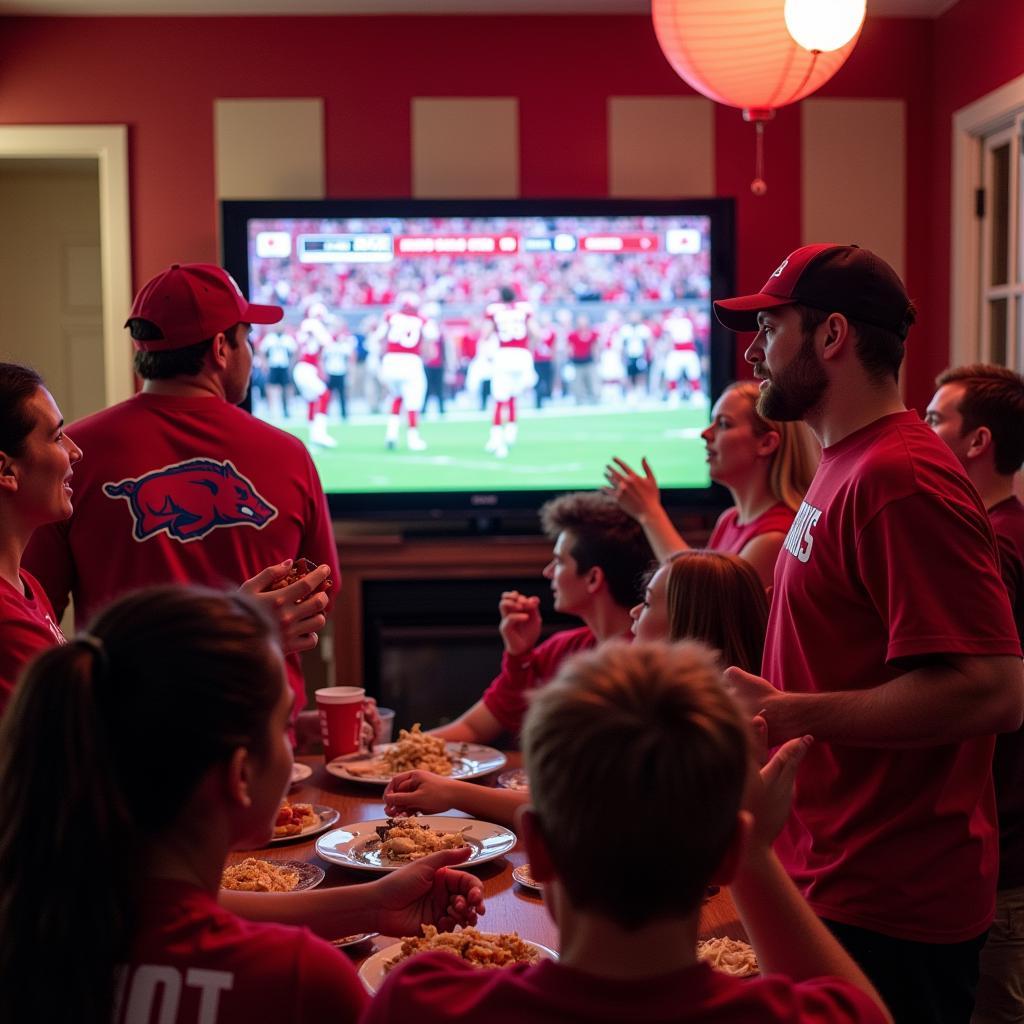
126, 263, 283, 352
714, 244, 914, 339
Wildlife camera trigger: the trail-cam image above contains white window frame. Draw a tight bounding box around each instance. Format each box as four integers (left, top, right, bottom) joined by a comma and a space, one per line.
952, 73, 1024, 372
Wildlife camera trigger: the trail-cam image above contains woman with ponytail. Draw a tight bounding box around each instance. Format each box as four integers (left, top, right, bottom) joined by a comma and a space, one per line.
0, 585, 483, 1024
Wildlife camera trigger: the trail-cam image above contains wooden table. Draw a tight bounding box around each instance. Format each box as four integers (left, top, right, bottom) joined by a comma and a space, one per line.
227, 755, 746, 964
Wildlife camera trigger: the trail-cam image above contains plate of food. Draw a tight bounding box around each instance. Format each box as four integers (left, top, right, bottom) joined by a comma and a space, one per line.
358, 926, 557, 994
315, 816, 516, 873
267, 801, 340, 845
496, 768, 529, 791
696, 937, 759, 978
326, 725, 506, 785
220, 857, 325, 893
512, 863, 542, 891
290, 762, 313, 787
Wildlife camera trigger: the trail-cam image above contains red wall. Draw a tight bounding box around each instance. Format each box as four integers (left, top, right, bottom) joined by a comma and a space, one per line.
0, 13, 934, 401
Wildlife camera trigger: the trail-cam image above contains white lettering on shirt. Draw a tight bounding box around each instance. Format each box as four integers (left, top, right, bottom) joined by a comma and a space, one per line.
783, 500, 823, 564
119, 964, 234, 1024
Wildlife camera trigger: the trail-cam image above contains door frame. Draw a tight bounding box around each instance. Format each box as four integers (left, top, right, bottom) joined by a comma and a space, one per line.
0, 125, 133, 404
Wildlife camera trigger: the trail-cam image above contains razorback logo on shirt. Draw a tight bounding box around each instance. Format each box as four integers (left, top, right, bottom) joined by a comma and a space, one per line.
103, 459, 278, 543
783, 500, 822, 563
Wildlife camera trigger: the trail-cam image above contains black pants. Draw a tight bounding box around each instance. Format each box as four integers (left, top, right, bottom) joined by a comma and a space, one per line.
824, 919, 988, 1024
535, 361, 553, 407
327, 373, 347, 419
424, 365, 445, 415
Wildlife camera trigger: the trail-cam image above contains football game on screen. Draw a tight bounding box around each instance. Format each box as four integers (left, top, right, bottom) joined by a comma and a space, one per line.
245, 213, 714, 495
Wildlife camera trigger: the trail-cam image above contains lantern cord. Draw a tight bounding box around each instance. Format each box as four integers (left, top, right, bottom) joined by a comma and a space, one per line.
782, 49, 821, 108
756, 122, 765, 182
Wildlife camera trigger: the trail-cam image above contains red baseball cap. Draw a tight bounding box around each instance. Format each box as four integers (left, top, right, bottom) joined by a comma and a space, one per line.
714, 244, 914, 339
126, 263, 283, 352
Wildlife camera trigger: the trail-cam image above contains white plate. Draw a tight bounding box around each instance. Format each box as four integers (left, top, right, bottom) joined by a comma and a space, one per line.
512, 863, 542, 891
290, 762, 313, 787
264, 804, 340, 846
496, 768, 528, 791
315, 816, 516, 873
326, 743, 507, 786
358, 936, 557, 994
221, 859, 324, 893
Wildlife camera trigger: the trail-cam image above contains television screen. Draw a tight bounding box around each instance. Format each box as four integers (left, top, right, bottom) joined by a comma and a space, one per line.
221, 198, 735, 524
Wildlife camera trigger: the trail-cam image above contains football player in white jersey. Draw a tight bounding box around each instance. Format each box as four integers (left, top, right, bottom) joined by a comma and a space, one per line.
662, 308, 705, 406
482, 286, 539, 459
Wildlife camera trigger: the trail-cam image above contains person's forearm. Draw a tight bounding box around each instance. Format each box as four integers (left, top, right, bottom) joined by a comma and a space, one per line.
221, 882, 382, 938
732, 848, 892, 1022
763, 657, 1024, 747
430, 720, 479, 742
443, 781, 528, 827
635, 504, 689, 563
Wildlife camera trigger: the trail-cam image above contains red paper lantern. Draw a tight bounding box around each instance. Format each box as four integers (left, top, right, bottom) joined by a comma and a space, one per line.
652, 0, 862, 117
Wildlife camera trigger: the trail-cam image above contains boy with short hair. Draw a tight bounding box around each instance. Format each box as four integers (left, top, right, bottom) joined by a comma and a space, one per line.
364, 641, 891, 1024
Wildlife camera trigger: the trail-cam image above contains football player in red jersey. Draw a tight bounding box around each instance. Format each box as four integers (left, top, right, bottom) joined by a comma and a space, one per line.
372, 293, 433, 451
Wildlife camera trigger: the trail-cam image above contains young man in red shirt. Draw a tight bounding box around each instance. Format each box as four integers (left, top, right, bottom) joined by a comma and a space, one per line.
366, 641, 892, 1024
715, 245, 1024, 1023
925, 364, 1024, 1023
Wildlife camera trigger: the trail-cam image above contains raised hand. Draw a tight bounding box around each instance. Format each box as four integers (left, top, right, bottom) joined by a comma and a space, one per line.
241, 559, 331, 654
498, 590, 542, 657
602, 456, 661, 521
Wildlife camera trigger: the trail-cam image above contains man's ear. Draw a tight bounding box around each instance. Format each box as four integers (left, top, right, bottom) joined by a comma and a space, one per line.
519, 807, 557, 883
964, 425, 993, 463
819, 312, 852, 363
709, 809, 753, 886
209, 330, 233, 371
585, 564, 605, 595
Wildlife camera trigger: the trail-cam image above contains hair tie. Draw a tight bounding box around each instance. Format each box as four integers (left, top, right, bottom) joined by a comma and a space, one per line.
75, 633, 109, 676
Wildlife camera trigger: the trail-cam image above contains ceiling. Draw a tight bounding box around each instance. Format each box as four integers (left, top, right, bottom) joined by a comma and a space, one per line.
0, 0, 960, 17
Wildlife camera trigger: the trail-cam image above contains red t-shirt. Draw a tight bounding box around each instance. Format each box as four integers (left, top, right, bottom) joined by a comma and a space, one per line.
988, 495, 1024, 888
766, 411, 1021, 942
0, 568, 65, 713
567, 331, 597, 361
482, 626, 597, 736
361, 952, 885, 1024
115, 879, 365, 1024
23, 393, 340, 716
707, 503, 795, 556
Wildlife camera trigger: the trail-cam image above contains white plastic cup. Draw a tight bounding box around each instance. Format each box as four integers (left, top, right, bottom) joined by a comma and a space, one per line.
375, 707, 396, 746
316, 686, 365, 762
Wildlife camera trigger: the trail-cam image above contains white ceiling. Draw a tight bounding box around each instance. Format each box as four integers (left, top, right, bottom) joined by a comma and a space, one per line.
0, 0, 960, 17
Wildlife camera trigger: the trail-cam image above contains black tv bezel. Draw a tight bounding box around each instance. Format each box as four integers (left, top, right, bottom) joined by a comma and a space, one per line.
221, 196, 735, 529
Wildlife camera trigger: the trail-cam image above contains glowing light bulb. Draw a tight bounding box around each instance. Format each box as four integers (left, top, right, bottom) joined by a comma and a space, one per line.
784, 0, 866, 53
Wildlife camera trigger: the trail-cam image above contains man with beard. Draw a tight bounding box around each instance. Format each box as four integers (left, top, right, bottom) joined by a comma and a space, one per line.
713, 244, 1023, 1024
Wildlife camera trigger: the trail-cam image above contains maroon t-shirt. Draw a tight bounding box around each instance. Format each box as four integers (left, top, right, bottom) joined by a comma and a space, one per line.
23, 393, 340, 716
482, 626, 597, 736
708, 503, 795, 556
115, 879, 366, 1024
362, 952, 886, 1024
0, 569, 65, 713
988, 495, 1024, 888
767, 411, 1020, 942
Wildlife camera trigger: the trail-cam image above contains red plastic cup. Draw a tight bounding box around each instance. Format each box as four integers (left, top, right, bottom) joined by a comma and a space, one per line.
316, 686, 365, 762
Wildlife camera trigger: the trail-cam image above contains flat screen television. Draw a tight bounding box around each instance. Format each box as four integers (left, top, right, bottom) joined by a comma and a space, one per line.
221, 198, 735, 530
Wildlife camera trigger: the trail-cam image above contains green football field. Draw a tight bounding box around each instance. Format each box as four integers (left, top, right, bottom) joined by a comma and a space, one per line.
271, 403, 711, 493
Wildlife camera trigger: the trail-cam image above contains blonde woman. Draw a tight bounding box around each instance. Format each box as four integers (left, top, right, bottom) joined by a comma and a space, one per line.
605, 380, 819, 587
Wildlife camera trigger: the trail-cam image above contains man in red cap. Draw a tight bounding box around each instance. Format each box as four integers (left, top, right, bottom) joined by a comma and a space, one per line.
25, 263, 341, 720
715, 244, 1023, 1023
